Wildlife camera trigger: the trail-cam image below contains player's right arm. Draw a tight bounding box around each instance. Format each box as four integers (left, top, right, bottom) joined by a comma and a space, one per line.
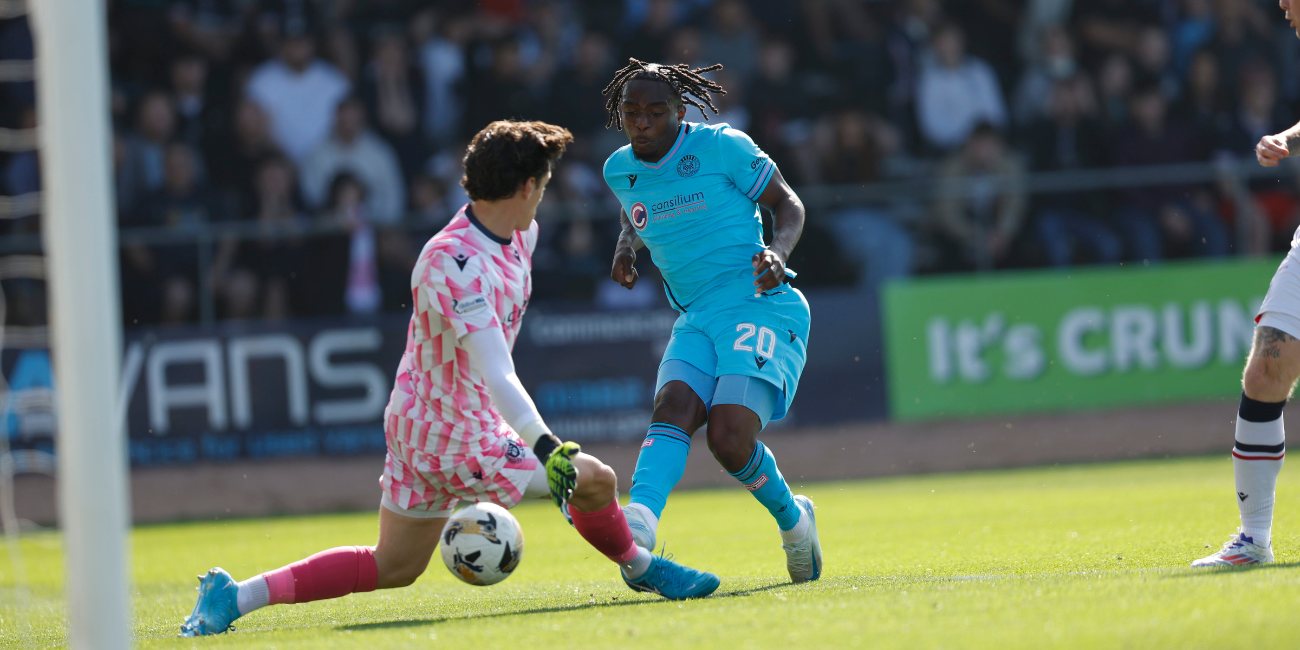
1258, 121, 1300, 167
460, 328, 578, 506
610, 208, 643, 290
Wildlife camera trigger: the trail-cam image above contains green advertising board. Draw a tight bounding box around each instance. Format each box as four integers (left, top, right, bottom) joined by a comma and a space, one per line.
882, 258, 1282, 421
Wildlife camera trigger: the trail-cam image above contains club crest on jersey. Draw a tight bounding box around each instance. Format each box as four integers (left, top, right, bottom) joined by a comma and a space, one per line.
452, 294, 488, 316
630, 201, 648, 231
677, 154, 700, 177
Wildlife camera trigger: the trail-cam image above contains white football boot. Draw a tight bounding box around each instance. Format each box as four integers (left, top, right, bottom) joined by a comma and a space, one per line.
623, 503, 658, 550
783, 495, 822, 583
1191, 529, 1274, 567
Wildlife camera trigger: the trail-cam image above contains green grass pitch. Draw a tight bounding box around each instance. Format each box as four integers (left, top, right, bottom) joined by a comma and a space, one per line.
3, 456, 1300, 649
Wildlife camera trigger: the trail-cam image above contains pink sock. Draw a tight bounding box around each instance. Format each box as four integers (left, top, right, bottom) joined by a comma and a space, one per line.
569, 500, 640, 564
262, 546, 379, 605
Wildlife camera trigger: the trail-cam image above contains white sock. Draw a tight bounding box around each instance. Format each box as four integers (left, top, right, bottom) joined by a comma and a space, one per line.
620, 546, 653, 580
626, 502, 659, 535
779, 509, 810, 545
1235, 411, 1286, 548
236, 575, 270, 616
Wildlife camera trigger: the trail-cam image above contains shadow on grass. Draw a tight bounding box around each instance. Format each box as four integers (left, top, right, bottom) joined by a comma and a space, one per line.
1162, 560, 1300, 578
336, 581, 794, 632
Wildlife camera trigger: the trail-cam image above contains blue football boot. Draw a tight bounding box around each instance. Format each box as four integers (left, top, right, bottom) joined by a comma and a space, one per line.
623, 552, 720, 600
179, 568, 241, 637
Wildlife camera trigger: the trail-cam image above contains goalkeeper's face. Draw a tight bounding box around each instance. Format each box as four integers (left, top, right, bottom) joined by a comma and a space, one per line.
518, 170, 552, 228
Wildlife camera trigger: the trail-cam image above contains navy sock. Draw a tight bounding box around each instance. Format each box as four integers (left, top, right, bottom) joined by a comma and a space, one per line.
730, 441, 800, 530
629, 423, 691, 519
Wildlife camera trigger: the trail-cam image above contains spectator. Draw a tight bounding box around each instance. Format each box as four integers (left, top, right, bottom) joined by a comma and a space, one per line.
124, 142, 221, 324
746, 37, 805, 162
322, 173, 381, 315
1070, 0, 1161, 67
415, 9, 468, 147
1096, 52, 1134, 131
408, 173, 454, 225
1134, 25, 1179, 100
1013, 26, 1079, 126
168, 51, 217, 151
664, 26, 707, 69
118, 91, 179, 219
623, 0, 682, 63
207, 99, 283, 216
885, 0, 944, 124
461, 38, 541, 138
933, 124, 1027, 271
1026, 77, 1122, 267
324, 25, 363, 83
1171, 0, 1217, 75
212, 155, 306, 321
1212, 0, 1274, 95
546, 32, 615, 142
1113, 82, 1228, 260
245, 22, 351, 163
809, 110, 914, 291
1178, 49, 1230, 142
703, 0, 760, 85
361, 31, 428, 177
1215, 60, 1290, 160
300, 97, 406, 224
916, 22, 1008, 151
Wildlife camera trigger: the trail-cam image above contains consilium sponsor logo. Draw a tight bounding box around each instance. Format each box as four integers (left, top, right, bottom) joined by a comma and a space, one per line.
452, 295, 488, 316
630, 201, 648, 230
650, 192, 707, 221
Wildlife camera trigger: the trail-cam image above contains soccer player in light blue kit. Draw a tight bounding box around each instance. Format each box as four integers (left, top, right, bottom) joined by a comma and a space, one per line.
601, 59, 821, 582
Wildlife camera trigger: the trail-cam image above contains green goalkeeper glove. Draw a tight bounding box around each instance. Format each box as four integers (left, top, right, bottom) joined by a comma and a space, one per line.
544, 441, 581, 508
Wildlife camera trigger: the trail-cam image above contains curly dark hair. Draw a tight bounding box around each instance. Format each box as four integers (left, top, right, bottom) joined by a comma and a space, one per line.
461, 121, 574, 201
601, 58, 726, 131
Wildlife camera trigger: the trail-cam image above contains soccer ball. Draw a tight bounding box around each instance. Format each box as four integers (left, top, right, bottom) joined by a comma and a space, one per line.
440, 503, 524, 586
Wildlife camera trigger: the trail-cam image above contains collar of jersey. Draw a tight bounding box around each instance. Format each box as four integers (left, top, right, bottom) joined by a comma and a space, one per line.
464, 203, 512, 245
635, 123, 690, 170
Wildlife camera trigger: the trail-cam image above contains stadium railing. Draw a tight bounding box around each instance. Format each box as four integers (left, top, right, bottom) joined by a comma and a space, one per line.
0, 156, 1290, 324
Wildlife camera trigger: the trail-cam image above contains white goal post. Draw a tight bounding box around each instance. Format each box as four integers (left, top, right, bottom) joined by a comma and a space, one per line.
30, 0, 131, 649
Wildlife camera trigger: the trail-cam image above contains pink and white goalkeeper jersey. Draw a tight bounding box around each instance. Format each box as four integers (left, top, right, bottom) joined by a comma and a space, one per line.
385, 205, 536, 455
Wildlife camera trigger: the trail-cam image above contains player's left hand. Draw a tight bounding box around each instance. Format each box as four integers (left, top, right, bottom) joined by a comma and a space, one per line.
752, 249, 787, 295
544, 441, 581, 508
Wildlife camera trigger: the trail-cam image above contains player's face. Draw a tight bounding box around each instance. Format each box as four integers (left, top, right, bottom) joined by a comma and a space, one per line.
621, 79, 686, 162
519, 170, 551, 228
1284, 0, 1300, 38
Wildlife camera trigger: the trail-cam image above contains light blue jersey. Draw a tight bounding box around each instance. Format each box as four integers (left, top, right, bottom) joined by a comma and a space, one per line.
603, 122, 810, 422
603, 122, 785, 311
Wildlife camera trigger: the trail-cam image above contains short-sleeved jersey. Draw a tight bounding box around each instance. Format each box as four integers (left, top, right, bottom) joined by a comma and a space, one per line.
603, 122, 783, 311
384, 204, 535, 454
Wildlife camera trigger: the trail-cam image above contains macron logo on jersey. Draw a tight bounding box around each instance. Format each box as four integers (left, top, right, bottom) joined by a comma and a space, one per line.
628, 174, 638, 188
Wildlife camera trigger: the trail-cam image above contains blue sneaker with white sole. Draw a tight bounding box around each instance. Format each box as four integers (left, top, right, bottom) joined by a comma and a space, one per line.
623, 552, 720, 600
783, 495, 821, 583
179, 568, 241, 637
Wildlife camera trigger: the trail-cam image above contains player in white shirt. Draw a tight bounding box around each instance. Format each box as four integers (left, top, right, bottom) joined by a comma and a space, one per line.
1193, 0, 1300, 567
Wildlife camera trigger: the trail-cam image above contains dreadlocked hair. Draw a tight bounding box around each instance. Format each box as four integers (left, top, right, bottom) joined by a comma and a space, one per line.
601, 58, 726, 131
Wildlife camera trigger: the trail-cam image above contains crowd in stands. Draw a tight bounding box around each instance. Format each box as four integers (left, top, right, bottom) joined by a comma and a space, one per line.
3, 0, 1300, 325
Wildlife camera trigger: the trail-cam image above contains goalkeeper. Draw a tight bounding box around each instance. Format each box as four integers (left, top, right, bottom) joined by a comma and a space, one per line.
180, 120, 718, 637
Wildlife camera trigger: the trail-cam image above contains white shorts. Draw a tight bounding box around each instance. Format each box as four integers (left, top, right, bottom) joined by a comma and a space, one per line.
1258, 233, 1300, 340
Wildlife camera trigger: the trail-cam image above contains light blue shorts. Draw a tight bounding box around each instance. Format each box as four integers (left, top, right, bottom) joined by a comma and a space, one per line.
654, 288, 810, 428
656, 360, 780, 429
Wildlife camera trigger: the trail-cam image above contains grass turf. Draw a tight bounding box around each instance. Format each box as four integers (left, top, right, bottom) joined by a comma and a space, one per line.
3, 456, 1300, 649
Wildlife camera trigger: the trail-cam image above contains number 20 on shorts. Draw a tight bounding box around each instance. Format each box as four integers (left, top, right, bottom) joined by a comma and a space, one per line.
734, 323, 776, 358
